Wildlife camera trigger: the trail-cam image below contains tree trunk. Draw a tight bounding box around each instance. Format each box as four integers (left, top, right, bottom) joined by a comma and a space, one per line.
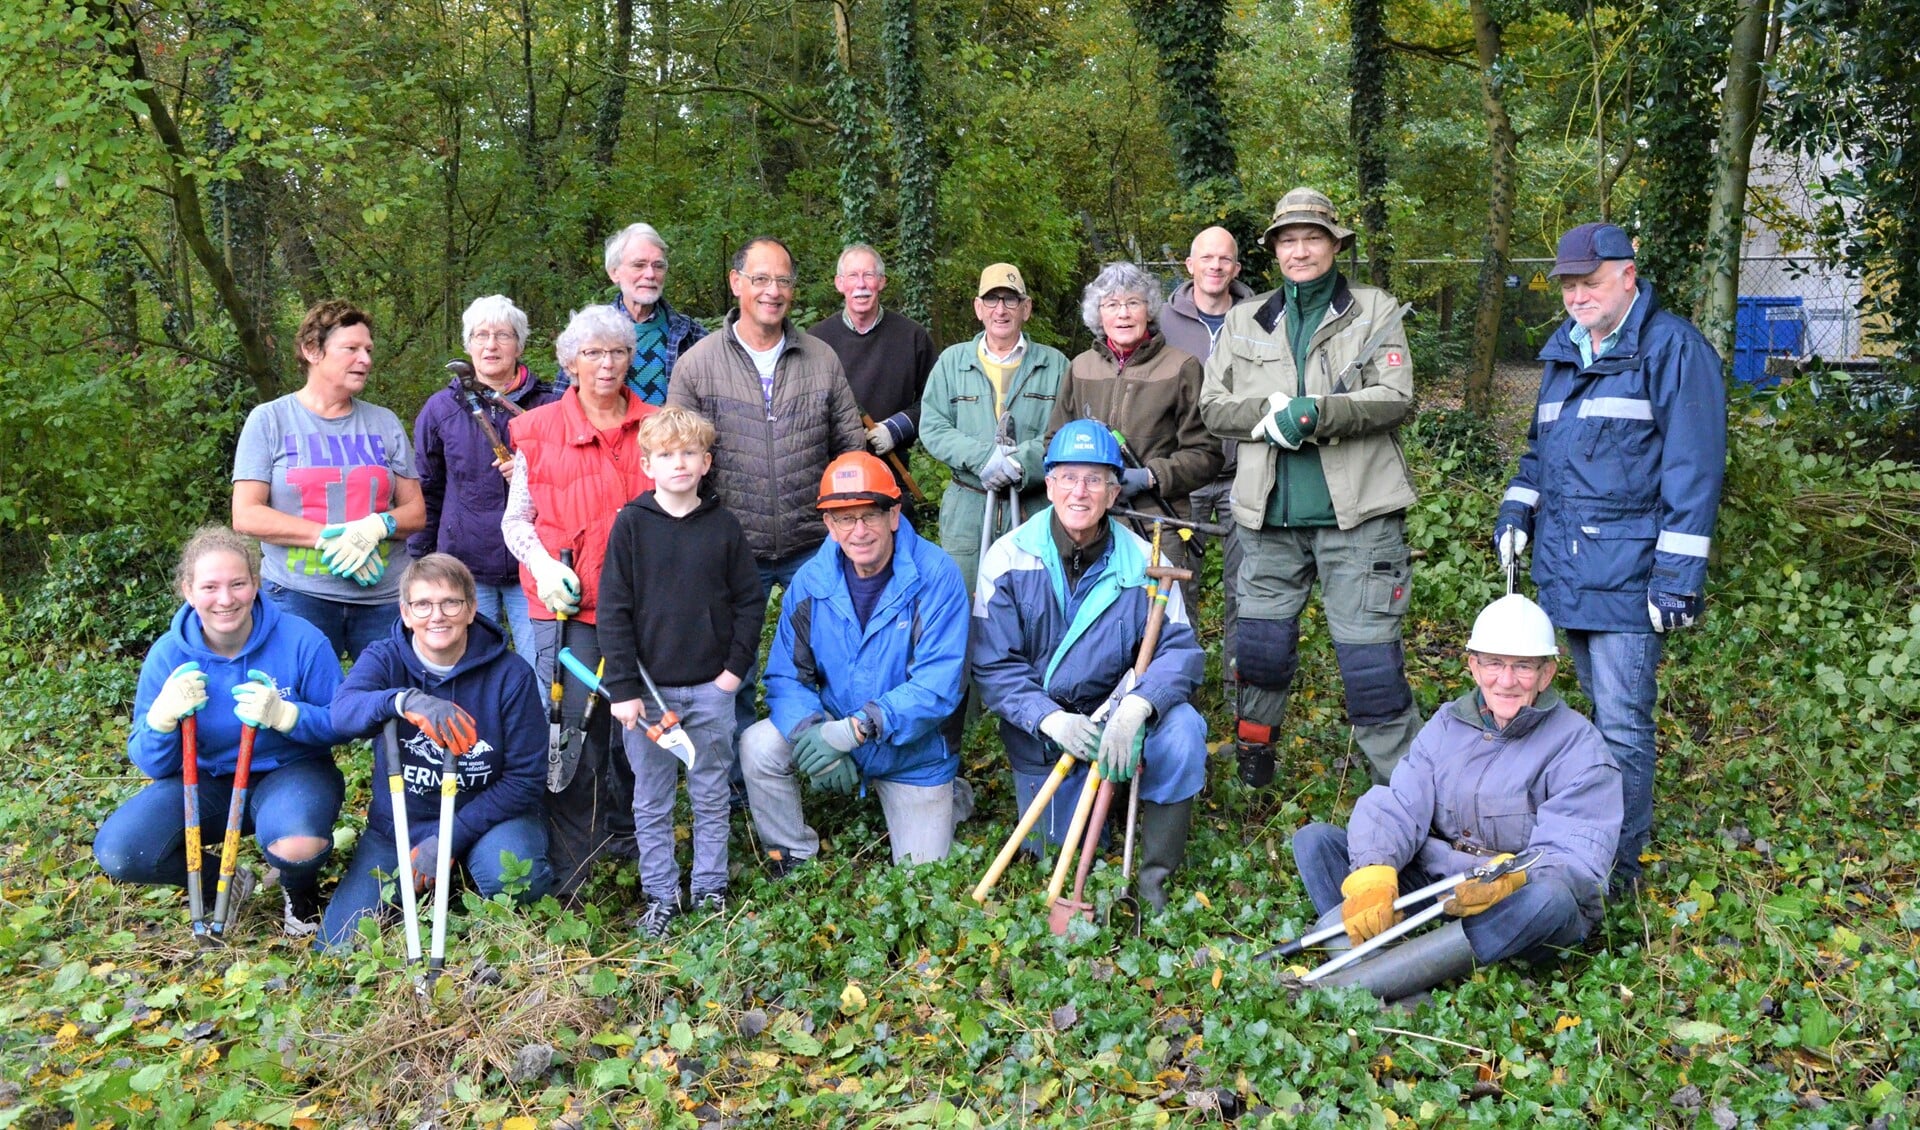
592, 0, 635, 169
828, 1, 877, 244
1466, 0, 1516, 415
883, 0, 934, 325
1349, 0, 1393, 289
1695, 0, 1772, 359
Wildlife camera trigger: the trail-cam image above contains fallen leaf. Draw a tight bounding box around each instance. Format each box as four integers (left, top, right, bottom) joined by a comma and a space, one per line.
1668, 1019, 1730, 1045
1051, 1004, 1077, 1031
839, 983, 866, 1015
1553, 1014, 1582, 1033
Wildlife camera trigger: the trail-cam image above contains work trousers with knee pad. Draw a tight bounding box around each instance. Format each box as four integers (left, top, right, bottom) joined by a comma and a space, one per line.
1232, 513, 1422, 783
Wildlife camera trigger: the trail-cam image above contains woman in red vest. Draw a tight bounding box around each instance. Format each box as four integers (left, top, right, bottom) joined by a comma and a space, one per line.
503, 304, 658, 898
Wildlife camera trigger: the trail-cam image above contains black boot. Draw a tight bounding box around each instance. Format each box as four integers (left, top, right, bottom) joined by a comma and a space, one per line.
1322, 920, 1477, 1003
1235, 740, 1276, 788
1136, 798, 1193, 911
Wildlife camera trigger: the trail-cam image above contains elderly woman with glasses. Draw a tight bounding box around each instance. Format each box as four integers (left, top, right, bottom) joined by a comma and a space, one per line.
502, 304, 659, 897
1047, 262, 1222, 592
1285, 594, 1621, 1005
408, 295, 560, 661
323, 553, 553, 948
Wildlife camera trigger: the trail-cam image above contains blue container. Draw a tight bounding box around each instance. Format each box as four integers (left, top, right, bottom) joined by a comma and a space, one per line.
1733, 296, 1804, 388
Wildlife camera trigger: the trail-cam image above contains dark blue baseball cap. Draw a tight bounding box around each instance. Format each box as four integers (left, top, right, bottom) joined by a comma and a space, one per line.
1549, 222, 1635, 278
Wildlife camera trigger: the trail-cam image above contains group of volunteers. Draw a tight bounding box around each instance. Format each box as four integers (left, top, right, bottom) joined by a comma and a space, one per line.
95, 192, 1727, 1003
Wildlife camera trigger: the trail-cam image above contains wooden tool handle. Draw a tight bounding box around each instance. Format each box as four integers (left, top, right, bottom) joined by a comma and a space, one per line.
1046, 763, 1104, 901
1065, 779, 1116, 906
972, 754, 1073, 902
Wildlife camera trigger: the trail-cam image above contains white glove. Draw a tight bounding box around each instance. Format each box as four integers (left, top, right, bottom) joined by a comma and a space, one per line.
1496, 527, 1529, 571
528, 553, 582, 615
231, 669, 299, 733
315, 512, 395, 577
1039, 710, 1100, 761
145, 662, 207, 733
1096, 694, 1154, 783
867, 422, 895, 456
979, 445, 1022, 492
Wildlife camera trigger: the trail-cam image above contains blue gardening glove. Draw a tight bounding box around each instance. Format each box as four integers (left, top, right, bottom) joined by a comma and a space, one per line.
979, 445, 1022, 492
316, 512, 396, 578
814, 756, 860, 795
231, 669, 299, 733
145, 662, 207, 733
791, 725, 842, 778
1648, 590, 1700, 633
1118, 466, 1153, 501
1493, 502, 1533, 570
1096, 694, 1153, 783
1040, 711, 1101, 761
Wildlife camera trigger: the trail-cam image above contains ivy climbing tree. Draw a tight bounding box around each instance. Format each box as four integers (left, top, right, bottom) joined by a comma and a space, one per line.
1128, 0, 1249, 240
1350, 0, 1395, 289
884, 0, 934, 323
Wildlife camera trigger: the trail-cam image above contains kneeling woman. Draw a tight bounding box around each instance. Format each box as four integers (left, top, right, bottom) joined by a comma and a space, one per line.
322, 554, 553, 948
96, 526, 345, 937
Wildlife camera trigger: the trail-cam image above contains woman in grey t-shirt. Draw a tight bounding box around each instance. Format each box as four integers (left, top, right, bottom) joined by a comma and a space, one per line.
232, 300, 425, 661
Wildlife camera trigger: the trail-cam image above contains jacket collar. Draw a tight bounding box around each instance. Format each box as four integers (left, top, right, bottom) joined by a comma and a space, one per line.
387, 613, 512, 682
1168, 277, 1254, 318
1253, 272, 1355, 334
1444, 685, 1566, 740
1092, 332, 1166, 368
720, 307, 800, 353
557, 385, 650, 445
1540, 280, 1662, 367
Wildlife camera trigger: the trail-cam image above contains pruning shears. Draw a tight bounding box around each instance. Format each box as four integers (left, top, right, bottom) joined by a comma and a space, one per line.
1301, 850, 1544, 984
558, 647, 698, 769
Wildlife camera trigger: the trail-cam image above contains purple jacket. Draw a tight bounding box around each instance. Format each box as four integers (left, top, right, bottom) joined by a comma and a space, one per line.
408, 367, 560, 585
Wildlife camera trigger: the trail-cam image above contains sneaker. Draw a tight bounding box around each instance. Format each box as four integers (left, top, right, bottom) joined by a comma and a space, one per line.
691, 888, 728, 915
637, 895, 682, 940
282, 886, 322, 938
762, 848, 808, 880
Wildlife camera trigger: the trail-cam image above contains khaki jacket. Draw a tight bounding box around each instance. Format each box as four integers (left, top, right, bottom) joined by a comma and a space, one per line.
1199, 275, 1415, 530
1047, 334, 1222, 503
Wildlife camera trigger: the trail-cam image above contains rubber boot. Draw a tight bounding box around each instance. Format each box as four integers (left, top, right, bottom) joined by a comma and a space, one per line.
1322, 920, 1477, 1003
1136, 798, 1193, 911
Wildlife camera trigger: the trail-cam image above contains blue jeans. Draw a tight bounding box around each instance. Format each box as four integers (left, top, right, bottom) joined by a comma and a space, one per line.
1290, 822, 1589, 964
264, 583, 399, 663
1565, 629, 1663, 884
95, 757, 344, 893
622, 681, 737, 899
317, 814, 552, 949
473, 583, 535, 667
1008, 703, 1208, 854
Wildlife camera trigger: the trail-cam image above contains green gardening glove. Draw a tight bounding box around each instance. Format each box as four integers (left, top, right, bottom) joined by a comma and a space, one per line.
791, 725, 841, 778
813, 755, 860, 795
1273, 396, 1318, 448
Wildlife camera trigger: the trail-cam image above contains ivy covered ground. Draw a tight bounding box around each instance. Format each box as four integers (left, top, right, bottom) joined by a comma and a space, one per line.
1, 400, 1917, 1127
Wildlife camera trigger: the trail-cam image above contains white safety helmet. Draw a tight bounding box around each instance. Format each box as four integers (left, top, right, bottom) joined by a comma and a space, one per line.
1466, 594, 1558, 657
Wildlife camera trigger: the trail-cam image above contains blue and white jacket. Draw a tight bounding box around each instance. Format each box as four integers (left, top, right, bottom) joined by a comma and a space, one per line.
971, 510, 1203, 777
1500, 282, 1727, 632
766, 518, 969, 787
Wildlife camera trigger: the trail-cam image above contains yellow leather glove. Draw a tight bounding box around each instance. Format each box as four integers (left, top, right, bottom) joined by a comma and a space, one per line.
1444, 853, 1528, 916
1339, 864, 1400, 945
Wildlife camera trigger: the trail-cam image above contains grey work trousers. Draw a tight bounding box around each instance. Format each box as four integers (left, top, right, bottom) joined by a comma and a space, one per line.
620, 680, 738, 902
738, 719, 971, 864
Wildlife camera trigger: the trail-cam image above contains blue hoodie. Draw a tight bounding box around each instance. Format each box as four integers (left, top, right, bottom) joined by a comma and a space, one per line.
331, 615, 545, 856
128, 598, 343, 779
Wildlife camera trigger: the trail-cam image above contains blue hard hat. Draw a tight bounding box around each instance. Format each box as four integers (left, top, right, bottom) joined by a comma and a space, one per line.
1044, 418, 1126, 473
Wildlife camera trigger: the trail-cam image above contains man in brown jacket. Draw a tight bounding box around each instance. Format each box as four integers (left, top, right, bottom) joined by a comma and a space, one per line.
1047, 261, 1222, 601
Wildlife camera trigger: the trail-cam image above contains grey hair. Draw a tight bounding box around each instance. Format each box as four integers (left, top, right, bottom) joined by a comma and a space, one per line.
460, 294, 529, 347
602, 223, 669, 275
555, 305, 637, 372
1080, 262, 1165, 336
836, 243, 886, 279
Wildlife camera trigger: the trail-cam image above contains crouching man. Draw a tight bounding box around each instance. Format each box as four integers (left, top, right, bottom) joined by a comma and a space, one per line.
972, 419, 1208, 910
739, 453, 973, 871
1289, 594, 1621, 1002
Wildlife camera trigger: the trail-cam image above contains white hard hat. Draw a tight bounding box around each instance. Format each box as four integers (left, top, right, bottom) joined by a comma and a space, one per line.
1466, 594, 1558, 657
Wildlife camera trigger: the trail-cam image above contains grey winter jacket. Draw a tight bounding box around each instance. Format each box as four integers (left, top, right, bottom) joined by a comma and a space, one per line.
1347, 687, 1621, 931
1160, 278, 1254, 363
666, 311, 867, 561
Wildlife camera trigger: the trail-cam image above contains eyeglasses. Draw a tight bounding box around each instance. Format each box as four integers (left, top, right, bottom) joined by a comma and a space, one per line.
980, 295, 1025, 310
407, 598, 469, 618
1099, 298, 1147, 314
740, 273, 797, 291
621, 258, 669, 273
838, 270, 881, 283
1471, 655, 1551, 677
825, 510, 891, 532
469, 329, 519, 344
578, 346, 635, 365
1048, 470, 1117, 491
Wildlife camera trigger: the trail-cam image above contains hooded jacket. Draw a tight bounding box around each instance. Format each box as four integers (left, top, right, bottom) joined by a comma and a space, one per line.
765, 518, 969, 787
1048, 333, 1223, 506
331, 615, 545, 857
1347, 687, 1622, 931
1160, 277, 1255, 364
409, 367, 559, 585
666, 311, 868, 562
128, 598, 342, 780
596, 490, 764, 694
1500, 281, 1727, 632
971, 510, 1204, 777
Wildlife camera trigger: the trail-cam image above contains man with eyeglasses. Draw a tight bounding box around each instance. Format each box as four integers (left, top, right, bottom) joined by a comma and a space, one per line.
1199, 187, 1422, 792
972, 421, 1208, 911
808, 244, 937, 482
738, 453, 972, 872
1285, 593, 1620, 1004
563, 222, 707, 406
1494, 222, 1726, 896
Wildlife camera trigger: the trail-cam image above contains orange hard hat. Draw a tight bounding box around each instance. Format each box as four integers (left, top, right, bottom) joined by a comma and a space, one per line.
817, 452, 902, 510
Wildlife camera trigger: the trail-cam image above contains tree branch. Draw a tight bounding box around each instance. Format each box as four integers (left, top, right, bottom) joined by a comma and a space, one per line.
1382, 37, 1475, 67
